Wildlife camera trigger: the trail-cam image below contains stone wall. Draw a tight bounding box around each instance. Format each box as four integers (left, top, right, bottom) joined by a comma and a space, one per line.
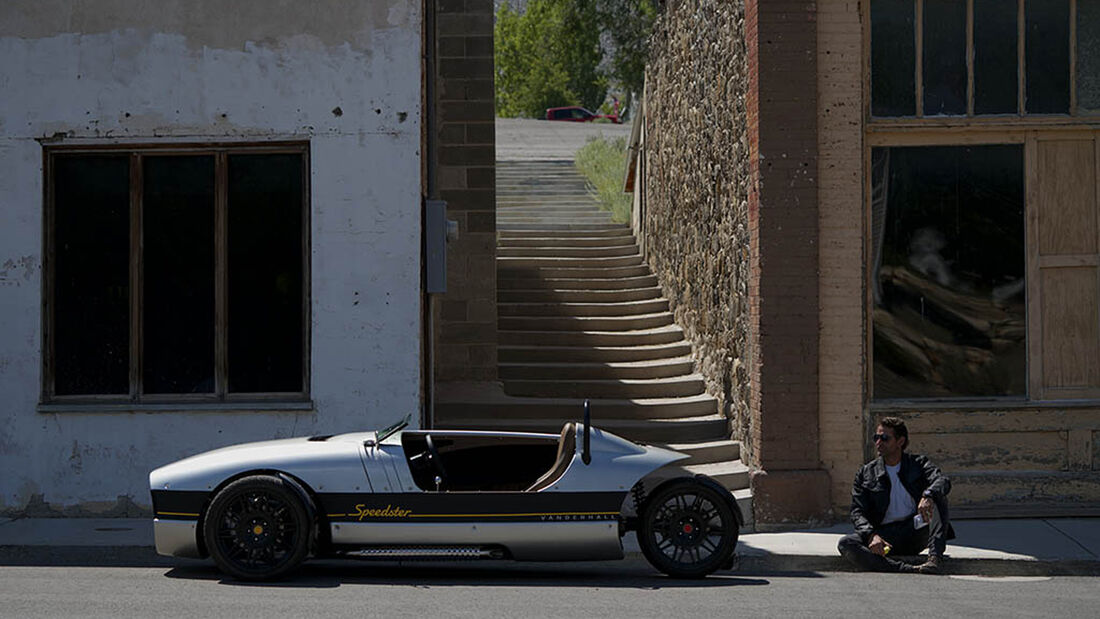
643, 0, 754, 460
644, 0, 832, 523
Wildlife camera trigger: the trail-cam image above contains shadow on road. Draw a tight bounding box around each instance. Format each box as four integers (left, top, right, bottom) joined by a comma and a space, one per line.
163, 560, 773, 589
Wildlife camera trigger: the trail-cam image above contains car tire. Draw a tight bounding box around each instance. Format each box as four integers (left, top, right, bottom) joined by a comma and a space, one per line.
203, 474, 313, 581
638, 478, 739, 579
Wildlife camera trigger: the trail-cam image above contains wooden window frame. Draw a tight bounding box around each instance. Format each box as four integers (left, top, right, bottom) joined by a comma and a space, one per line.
868, 0, 1095, 123
41, 142, 311, 406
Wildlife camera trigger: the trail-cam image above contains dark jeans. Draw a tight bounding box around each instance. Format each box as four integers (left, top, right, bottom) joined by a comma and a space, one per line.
837, 505, 949, 572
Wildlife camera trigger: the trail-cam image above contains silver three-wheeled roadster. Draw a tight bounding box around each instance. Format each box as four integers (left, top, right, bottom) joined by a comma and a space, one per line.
150, 408, 741, 580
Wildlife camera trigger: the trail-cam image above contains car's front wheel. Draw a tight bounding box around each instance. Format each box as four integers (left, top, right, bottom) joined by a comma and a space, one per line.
638, 478, 739, 578
203, 474, 312, 581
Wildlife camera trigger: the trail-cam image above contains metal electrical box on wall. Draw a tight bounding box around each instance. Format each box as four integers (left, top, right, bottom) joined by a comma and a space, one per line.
425, 199, 456, 293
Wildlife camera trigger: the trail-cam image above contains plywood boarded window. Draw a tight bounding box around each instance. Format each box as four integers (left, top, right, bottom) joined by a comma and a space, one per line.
1027, 135, 1100, 398
43, 144, 310, 404
872, 145, 1027, 399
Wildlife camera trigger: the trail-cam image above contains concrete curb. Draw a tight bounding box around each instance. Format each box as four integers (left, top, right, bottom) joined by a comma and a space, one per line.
4, 544, 1097, 577
732, 554, 1100, 577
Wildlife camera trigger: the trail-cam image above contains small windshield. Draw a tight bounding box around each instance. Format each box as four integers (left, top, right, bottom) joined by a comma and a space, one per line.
376, 414, 411, 442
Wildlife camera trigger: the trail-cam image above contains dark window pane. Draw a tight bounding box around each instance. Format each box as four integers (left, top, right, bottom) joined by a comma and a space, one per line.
872, 145, 1026, 399
53, 156, 130, 395
142, 156, 215, 394
974, 0, 1019, 114
1026, 0, 1070, 113
227, 154, 304, 393
872, 0, 917, 116
1079, 0, 1100, 111
923, 0, 967, 115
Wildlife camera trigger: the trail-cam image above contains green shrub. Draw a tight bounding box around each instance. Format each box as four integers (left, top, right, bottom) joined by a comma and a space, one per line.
574, 136, 632, 224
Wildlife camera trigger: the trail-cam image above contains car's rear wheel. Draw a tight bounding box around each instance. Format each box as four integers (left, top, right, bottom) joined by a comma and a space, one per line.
203, 474, 312, 581
638, 478, 739, 578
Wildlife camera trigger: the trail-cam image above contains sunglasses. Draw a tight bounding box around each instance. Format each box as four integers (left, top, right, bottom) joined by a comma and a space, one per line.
872, 433, 893, 443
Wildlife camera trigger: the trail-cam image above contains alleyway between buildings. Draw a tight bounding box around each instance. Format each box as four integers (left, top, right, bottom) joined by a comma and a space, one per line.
436, 119, 751, 524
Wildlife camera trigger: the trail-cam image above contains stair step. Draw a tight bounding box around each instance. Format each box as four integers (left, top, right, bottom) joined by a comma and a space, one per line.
498, 223, 629, 232
498, 245, 639, 258
433, 393, 718, 422
498, 325, 684, 346
499, 235, 636, 248
497, 217, 615, 225
499, 312, 674, 332
498, 287, 662, 304
498, 275, 658, 291
499, 357, 694, 380
499, 298, 669, 317
497, 255, 643, 270
436, 413, 729, 443
496, 209, 605, 217
678, 460, 751, 491
498, 264, 651, 279
499, 341, 690, 363
496, 200, 597, 207
502, 374, 704, 398
499, 228, 633, 238
659, 439, 741, 465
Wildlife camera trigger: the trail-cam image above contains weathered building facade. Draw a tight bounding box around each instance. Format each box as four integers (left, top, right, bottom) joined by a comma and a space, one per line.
0, 1, 426, 515
637, 0, 1100, 523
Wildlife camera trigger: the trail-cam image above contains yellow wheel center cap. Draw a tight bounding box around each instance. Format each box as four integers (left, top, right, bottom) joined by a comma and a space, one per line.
253, 525, 264, 535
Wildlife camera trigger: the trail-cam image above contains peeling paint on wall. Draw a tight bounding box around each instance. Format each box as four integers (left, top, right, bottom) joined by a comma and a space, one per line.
0, 1, 424, 513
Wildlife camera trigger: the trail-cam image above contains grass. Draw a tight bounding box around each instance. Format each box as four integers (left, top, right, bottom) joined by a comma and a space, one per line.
574, 135, 632, 224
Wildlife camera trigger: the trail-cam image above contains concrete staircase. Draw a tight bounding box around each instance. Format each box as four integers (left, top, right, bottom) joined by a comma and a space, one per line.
435, 159, 752, 526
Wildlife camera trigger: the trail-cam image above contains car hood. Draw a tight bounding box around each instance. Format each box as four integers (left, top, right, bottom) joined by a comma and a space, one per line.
149, 431, 375, 492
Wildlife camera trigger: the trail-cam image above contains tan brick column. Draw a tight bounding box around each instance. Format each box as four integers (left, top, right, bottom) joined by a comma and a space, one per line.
745, 0, 832, 524
816, 0, 867, 515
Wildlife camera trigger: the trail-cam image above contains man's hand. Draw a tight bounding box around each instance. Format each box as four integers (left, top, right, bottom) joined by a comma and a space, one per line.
869, 534, 889, 556
918, 496, 934, 522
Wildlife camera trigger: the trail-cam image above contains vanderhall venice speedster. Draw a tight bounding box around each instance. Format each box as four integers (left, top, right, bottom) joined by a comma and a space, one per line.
150, 408, 743, 580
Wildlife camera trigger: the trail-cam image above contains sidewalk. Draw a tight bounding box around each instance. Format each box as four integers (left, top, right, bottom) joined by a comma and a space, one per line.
2, 516, 1098, 575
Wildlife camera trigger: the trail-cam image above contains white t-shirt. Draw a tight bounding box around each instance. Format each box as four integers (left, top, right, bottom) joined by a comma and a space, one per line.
883, 463, 916, 524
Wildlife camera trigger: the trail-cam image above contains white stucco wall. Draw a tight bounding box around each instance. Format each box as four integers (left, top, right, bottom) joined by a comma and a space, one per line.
0, 1, 423, 513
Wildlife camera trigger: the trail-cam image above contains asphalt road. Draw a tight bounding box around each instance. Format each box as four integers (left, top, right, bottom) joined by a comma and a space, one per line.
1, 557, 1097, 619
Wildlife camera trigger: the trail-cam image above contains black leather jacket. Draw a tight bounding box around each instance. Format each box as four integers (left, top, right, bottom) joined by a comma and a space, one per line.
850, 452, 954, 542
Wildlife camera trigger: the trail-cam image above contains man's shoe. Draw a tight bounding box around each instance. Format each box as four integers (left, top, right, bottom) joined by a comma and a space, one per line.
886, 558, 918, 573
917, 555, 943, 575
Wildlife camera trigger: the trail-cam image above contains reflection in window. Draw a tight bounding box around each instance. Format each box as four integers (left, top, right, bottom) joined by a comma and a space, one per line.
1080, 0, 1100, 111
923, 0, 967, 115
974, 0, 1018, 114
1025, 0, 1070, 113
53, 156, 130, 395
143, 156, 216, 394
872, 0, 916, 117
871, 145, 1026, 399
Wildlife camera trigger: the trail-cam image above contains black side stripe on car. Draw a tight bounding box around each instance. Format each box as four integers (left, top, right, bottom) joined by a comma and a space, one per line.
318, 491, 627, 523
150, 490, 208, 520
151, 490, 629, 523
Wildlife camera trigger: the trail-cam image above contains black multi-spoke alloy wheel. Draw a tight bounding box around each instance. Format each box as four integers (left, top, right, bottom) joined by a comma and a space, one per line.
638, 478, 739, 578
203, 475, 312, 581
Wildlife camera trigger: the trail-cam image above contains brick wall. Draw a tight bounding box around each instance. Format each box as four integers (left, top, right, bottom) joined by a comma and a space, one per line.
816, 0, 866, 514
745, 0, 832, 523
432, 0, 498, 382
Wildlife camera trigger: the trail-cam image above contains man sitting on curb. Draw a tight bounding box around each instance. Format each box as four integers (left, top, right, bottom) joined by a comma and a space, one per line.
838, 417, 954, 574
